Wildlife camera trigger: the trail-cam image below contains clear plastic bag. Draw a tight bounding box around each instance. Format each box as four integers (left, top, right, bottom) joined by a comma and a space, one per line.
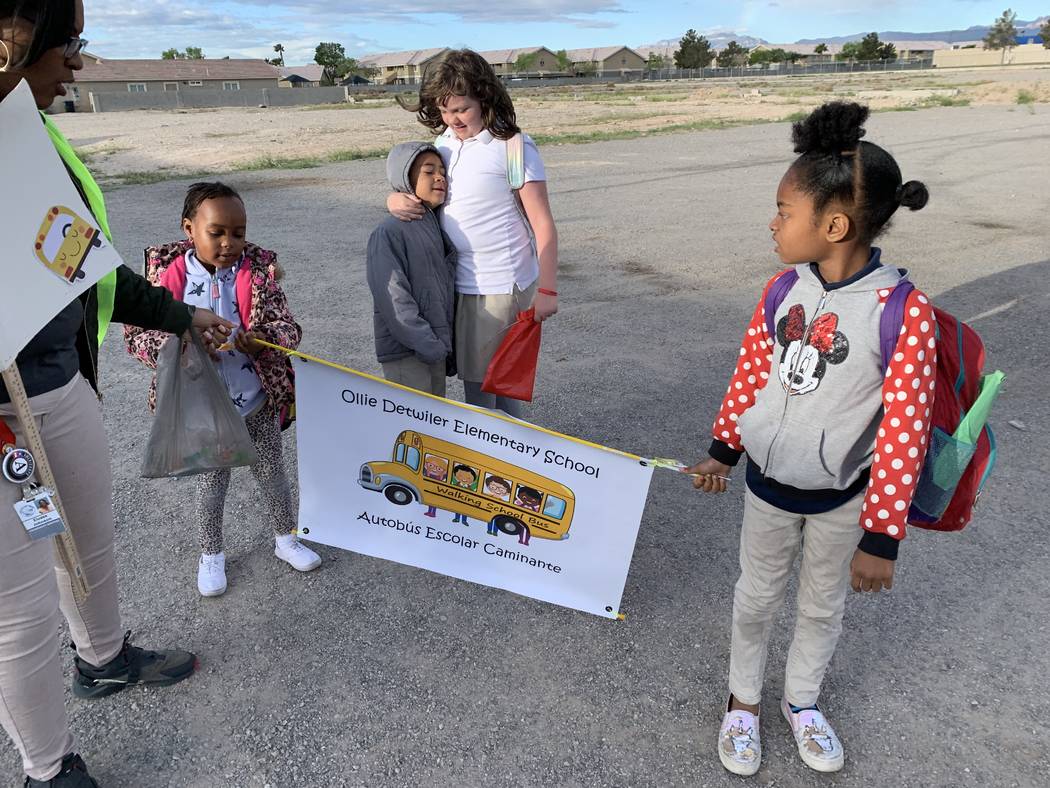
141, 330, 259, 478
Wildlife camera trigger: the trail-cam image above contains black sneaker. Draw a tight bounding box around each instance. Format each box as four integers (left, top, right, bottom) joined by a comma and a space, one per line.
71, 630, 197, 700
24, 753, 99, 787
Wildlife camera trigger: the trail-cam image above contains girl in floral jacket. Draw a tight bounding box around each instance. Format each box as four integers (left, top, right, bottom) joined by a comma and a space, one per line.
125, 182, 320, 597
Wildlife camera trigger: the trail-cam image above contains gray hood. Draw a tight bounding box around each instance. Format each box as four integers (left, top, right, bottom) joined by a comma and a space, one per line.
386, 141, 441, 193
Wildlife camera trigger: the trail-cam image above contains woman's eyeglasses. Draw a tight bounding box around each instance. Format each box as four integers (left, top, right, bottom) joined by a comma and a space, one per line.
62, 37, 88, 59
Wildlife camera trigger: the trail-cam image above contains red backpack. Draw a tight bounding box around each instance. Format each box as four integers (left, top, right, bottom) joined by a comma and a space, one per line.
765, 271, 1002, 532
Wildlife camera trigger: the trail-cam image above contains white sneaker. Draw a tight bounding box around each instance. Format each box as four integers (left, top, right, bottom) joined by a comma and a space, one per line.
274, 534, 321, 572
197, 553, 227, 597
781, 698, 844, 773
718, 706, 761, 776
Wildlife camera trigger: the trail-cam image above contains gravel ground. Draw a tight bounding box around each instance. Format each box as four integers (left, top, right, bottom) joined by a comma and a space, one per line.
4, 104, 1049, 787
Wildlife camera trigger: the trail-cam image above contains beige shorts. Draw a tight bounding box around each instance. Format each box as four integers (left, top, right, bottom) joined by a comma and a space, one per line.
382, 356, 446, 397
455, 281, 537, 382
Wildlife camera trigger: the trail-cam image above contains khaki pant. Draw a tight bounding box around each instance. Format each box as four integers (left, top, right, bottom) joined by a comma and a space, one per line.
382, 357, 446, 397
454, 281, 536, 383
0, 375, 123, 781
729, 487, 863, 708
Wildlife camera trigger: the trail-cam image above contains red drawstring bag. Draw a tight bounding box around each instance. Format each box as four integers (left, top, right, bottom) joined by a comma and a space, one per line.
481, 308, 542, 402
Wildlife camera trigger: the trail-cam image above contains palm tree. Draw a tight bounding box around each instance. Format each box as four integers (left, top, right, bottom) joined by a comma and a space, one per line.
273, 43, 285, 67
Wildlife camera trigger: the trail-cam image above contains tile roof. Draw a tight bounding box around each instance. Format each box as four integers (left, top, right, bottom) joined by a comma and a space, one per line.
358, 48, 448, 68
280, 64, 325, 82
76, 58, 279, 82
477, 47, 548, 65
565, 46, 639, 63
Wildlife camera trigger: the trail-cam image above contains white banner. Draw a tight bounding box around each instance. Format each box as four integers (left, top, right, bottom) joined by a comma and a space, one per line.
0, 81, 123, 369
294, 357, 654, 618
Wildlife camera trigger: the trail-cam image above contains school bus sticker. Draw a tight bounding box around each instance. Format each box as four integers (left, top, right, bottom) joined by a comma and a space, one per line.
359, 430, 575, 547
34, 206, 103, 285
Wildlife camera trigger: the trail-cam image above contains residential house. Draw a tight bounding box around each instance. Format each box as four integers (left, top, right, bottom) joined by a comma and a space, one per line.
278, 65, 325, 87
635, 44, 677, 67
884, 40, 951, 61
566, 46, 646, 75
479, 47, 562, 76
749, 43, 842, 65
358, 48, 448, 85
53, 57, 279, 111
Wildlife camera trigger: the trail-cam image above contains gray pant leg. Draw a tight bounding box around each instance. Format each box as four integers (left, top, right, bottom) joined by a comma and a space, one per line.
463, 382, 524, 419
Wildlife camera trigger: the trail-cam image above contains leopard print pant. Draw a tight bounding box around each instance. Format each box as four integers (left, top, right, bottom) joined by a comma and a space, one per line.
196, 405, 295, 554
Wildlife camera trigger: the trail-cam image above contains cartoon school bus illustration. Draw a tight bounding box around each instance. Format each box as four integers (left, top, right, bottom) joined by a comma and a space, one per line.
359, 430, 575, 544
34, 206, 103, 284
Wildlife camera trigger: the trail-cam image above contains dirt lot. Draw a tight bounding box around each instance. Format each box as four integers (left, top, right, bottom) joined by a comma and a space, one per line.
53, 67, 1050, 182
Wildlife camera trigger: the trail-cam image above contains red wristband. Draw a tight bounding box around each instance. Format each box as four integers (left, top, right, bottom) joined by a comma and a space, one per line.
538, 288, 558, 297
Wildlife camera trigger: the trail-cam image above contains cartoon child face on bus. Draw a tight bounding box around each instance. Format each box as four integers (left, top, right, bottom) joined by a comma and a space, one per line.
484, 474, 511, 502
514, 485, 543, 513
423, 455, 448, 482
34, 206, 103, 285
451, 464, 478, 491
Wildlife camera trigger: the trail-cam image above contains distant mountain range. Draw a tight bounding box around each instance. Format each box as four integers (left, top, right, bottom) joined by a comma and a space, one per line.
795, 16, 1047, 45
640, 17, 1048, 50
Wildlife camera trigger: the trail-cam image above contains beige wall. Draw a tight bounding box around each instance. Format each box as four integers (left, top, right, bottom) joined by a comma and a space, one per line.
52, 77, 277, 111
934, 43, 1050, 68
596, 49, 646, 74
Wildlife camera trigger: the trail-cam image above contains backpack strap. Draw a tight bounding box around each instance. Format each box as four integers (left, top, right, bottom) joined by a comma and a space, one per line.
763, 268, 799, 340
506, 132, 526, 190
879, 278, 914, 373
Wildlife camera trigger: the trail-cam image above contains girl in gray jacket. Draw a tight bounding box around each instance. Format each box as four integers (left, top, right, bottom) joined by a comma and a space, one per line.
367, 142, 457, 396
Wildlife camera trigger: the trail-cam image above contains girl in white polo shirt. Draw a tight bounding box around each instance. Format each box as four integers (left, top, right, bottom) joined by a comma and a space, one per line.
388, 49, 559, 417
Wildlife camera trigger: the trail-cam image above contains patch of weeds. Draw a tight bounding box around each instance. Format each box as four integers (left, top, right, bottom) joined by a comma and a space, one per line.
240, 155, 322, 171
74, 143, 130, 163
643, 93, 691, 102
109, 169, 209, 186
531, 117, 773, 146
300, 100, 396, 111
920, 95, 971, 108
1016, 89, 1036, 105
782, 110, 809, 123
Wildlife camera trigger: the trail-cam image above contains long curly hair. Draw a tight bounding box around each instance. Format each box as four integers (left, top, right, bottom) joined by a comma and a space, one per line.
398, 49, 520, 140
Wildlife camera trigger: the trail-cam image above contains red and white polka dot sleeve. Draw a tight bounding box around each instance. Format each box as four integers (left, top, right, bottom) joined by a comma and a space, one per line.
710, 272, 783, 452
861, 289, 937, 542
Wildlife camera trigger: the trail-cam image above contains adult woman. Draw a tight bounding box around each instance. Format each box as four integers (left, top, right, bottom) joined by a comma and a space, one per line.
0, 2, 232, 785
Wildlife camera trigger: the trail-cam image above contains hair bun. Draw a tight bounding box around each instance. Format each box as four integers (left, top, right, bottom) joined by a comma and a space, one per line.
792, 101, 870, 155
897, 180, 929, 211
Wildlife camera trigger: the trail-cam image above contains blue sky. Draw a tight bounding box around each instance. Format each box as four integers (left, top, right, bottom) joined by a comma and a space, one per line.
85, 1, 1048, 63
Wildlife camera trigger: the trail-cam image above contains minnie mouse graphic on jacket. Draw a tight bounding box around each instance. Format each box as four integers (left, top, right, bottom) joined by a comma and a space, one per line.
124, 240, 300, 428
710, 252, 936, 559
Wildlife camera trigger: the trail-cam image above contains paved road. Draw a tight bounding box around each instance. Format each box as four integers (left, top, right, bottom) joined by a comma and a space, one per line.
5, 105, 1048, 787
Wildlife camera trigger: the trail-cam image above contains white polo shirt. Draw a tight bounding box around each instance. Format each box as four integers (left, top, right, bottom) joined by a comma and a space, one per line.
436, 128, 546, 295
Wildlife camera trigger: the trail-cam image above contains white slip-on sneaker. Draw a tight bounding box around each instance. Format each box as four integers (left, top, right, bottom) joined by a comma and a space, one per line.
274, 534, 321, 572
197, 553, 227, 597
718, 706, 761, 776
781, 697, 844, 773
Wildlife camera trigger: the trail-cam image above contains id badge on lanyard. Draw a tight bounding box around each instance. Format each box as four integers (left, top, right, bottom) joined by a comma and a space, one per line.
1, 418, 65, 540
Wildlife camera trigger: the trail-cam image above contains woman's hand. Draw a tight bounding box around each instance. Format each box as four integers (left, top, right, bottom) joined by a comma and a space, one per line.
850, 550, 895, 593
532, 292, 558, 322
388, 192, 426, 222
187, 308, 233, 356
234, 330, 264, 357
682, 458, 732, 494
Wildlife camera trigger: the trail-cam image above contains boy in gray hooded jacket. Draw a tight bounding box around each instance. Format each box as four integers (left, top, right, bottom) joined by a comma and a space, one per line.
367, 142, 457, 395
